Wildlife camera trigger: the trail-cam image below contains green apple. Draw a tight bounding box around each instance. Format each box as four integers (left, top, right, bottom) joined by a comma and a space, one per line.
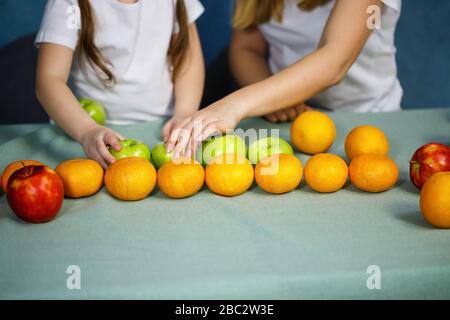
151, 142, 174, 169
248, 136, 294, 164
199, 134, 247, 166
79, 98, 106, 125
109, 139, 151, 161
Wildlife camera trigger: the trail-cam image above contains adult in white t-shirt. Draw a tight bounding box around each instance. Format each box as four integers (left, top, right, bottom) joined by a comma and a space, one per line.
166, 0, 404, 157
260, 0, 402, 115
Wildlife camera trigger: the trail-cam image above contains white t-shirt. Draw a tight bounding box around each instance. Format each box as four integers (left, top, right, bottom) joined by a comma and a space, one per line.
259, 0, 403, 113
36, 0, 204, 125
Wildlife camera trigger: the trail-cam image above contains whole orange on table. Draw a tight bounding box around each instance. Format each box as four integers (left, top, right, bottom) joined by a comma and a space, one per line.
105, 157, 157, 201
55, 159, 104, 198
304, 153, 348, 193
420, 172, 450, 229
255, 154, 302, 194
157, 158, 205, 199
205, 154, 254, 197
290, 110, 336, 155
345, 125, 389, 161
349, 154, 399, 192
1, 160, 44, 192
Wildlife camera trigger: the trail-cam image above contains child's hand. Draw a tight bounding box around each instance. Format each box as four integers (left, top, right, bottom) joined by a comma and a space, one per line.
264, 104, 312, 123
79, 125, 125, 168
166, 103, 241, 158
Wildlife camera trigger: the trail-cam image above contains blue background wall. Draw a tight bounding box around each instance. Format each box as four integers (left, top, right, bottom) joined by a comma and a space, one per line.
1, 0, 449, 110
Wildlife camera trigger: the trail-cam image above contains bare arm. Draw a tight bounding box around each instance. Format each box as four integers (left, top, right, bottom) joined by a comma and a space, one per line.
230, 0, 384, 119
162, 23, 205, 141
36, 44, 97, 142
36, 43, 122, 167
229, 27, 271, 87
230, 27, 310, 122
168, 0, 384, 156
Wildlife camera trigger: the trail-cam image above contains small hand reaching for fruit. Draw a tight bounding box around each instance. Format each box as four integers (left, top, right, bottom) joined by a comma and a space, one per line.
79, 126, 124, 168
264, 104, 312, 123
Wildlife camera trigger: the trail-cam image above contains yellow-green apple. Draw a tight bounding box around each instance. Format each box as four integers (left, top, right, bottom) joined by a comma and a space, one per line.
199, 134, 247, 166
79, 98, 106, 125
410, 143, 450, 189
248, 136, 294, 165
109, 139, 151, 161
151, 142, 174, 169
6, 165, 64, 223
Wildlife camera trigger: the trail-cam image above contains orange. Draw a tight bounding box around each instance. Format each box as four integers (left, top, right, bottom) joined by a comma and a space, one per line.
104, 157, 156, 201
290, 111, 336, 155
255, 154, 302, 194
345, 125, 389, 161
349, 154, 399, 192
157, 158, 205, 199
304, 154, 348, 193
420, 172, 450, 228
55, 159, 104, 198
1, 160, 44, 192
205, 154, 254, 197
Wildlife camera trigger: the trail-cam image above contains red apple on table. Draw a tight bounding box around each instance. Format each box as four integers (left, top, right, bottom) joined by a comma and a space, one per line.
6, 165, 64, 223
410, 143, 450, 189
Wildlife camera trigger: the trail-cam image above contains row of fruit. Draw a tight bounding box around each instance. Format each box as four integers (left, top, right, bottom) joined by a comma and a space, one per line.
1, 110, 449, 229
0, 151, 394, 224
78, 98, 450, 192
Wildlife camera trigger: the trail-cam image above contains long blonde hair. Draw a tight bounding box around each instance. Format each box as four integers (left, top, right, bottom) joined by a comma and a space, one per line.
233, 0, 330, 29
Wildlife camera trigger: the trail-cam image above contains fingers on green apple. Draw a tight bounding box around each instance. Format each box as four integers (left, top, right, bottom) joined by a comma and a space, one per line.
167, 117, 192, 154
105, 132, 121, 151
166, 142, 174, 153
173, 126, 193, 159
96, 138, 116, 165
167, 131, 179, 156
189, 118, 206, 158
167, 131, 178, 154
198, 122, 219, 147
167, 122, 185, 153
193, 121, 225, 159
187, 129, 196, 159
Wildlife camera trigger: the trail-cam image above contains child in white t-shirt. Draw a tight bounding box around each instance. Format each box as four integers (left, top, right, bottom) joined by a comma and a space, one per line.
35, 0, 205, 167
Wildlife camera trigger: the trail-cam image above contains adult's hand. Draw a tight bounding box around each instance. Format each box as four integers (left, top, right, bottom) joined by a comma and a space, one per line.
264, 104, 312, 123
166, 100, 242, 159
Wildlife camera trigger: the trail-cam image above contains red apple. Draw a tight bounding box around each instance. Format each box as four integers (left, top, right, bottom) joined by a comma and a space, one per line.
6, 165, 64, 223
410, 143, 450, 189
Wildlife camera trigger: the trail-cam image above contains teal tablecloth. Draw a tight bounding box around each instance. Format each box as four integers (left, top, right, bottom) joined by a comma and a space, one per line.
0, 124, 47, 146
1, 108, 450, 300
